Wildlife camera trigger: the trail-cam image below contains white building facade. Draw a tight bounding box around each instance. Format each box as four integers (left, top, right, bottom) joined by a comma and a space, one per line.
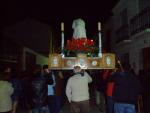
103, 0, 150, 74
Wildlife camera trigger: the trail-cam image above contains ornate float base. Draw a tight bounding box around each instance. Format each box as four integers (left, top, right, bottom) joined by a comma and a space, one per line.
48, 53, 115, 70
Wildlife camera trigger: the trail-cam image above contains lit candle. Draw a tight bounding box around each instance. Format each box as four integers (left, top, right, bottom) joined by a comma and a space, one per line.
61, 32, 64, 52
99, 32, 101, 48
98, 22, 101, 31
61, 22, 64, 31
61, 22, 64, 54
98, 32, 102, 57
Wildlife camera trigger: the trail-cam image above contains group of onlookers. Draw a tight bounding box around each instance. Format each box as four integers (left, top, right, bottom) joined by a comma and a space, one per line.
0, 65, 64, 113
27, 64, 65, 113
93, 62, 147, 113
0, 63, 149, 113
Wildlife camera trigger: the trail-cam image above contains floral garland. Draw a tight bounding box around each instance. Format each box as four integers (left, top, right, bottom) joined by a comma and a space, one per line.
64, 37, 99, 56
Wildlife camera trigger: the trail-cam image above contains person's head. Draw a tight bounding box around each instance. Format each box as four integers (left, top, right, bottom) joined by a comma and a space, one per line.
2, 66, 13, 80
4, 67, 11, 73
43, 65, 50, 74
73, 66, 82, 73
0, 72, 10, 81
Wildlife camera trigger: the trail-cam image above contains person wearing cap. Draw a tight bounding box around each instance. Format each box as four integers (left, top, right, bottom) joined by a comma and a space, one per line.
66, 66, 92, 113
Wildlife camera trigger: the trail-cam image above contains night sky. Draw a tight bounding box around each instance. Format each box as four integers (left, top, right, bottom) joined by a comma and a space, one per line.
1, 0, 119, 55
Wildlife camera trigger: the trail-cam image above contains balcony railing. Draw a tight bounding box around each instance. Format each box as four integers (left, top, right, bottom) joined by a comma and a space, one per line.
130, 7, 150, 35
115, 24, 130, 43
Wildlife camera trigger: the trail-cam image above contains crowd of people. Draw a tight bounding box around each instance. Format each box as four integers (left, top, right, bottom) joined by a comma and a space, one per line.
0, 65, 65, 113
92, 63, 149, 113
0, 62, 149, 113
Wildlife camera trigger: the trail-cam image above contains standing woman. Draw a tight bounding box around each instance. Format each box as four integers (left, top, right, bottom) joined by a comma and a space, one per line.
0, 72, 14, 113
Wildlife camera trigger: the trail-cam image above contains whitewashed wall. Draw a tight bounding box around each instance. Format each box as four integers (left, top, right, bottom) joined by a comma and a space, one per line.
104, 0, 150, 74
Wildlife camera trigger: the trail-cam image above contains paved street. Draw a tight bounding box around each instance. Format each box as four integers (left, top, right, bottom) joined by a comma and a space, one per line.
62, 102, 106, 113
17, 101, 106, 113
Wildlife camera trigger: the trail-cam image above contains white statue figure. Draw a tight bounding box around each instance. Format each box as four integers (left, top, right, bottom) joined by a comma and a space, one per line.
72, 18, 87, 39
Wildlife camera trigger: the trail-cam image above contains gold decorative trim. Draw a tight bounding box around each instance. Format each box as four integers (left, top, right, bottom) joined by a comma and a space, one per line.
48, 54, 62, 68
101, 53, 116, 69
62, 57, 77, 69
48, 53, 116, 69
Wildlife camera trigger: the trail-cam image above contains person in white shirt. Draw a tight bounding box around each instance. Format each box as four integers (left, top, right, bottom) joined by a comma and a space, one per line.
66, 66, 92, 113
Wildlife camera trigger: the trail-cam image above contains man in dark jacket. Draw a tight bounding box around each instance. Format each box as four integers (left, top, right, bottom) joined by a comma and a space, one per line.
113, 63, 141, 113
31, 65, 53, 113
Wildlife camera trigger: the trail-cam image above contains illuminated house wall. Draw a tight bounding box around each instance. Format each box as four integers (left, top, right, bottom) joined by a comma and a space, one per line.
103, 0, 150, 73
23, 47, 48, 71
36, 54, 48, 66
0, 37, 48, 72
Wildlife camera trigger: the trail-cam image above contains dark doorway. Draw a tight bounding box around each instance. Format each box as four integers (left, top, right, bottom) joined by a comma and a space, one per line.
142, 47, 150, 69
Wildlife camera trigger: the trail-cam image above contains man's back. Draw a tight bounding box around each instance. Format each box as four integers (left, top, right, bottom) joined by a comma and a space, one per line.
31, 72, 47, 107
113, 72, 141, 104
66, 71, 92, 102
66, 66, 92, 113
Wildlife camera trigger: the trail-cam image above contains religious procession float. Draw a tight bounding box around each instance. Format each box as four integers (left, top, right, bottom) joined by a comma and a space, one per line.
48, 18, 116, 70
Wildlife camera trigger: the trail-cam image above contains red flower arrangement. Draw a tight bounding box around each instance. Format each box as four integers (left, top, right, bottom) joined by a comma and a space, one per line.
65, 37, 95, 53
